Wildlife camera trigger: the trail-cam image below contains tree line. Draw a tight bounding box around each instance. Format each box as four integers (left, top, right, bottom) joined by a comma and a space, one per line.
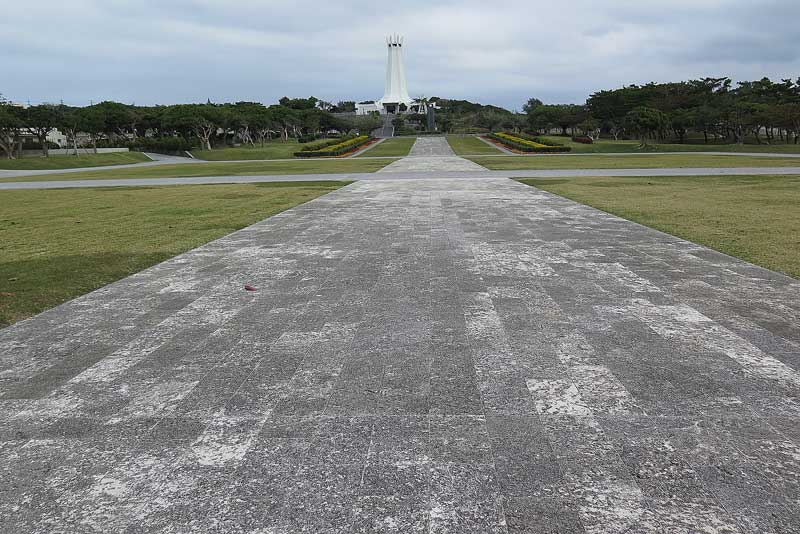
391, 78, 800, 145
3, 76, 799, 158
524, 77, 800, 146
0, 95, 378, 159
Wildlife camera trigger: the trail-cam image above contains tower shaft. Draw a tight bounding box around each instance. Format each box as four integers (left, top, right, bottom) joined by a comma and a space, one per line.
378, 35, 413, 113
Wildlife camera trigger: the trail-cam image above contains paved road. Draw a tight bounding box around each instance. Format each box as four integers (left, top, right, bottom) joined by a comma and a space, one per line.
408, 136, 456, 156
373, 114, 395, 138
2, 178, 798, 532
379, 137, 487, 172
3, 165, 800, 189
0, 152, 201, 179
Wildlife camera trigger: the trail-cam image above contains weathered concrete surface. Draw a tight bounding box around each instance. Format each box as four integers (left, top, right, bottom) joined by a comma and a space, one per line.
379, 136, 488, 172
5, 166, 800, 190
408, 137, 455, 157
1, 178, 799, 533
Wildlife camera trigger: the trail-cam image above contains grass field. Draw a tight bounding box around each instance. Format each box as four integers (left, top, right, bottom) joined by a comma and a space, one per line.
536, 136, 800, 154
446, 135, 503, 155
357, 137, 415, 157
0, 152, 151, 170
191, 140, 302, 161
519, 175, 800, 278
0, 181, 349, 326
1, 159, 395, 183
469, 154, 800, 170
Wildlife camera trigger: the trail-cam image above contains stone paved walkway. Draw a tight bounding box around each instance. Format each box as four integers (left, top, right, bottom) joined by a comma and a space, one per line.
379, 137, 488, 172
1, 179, 799, 533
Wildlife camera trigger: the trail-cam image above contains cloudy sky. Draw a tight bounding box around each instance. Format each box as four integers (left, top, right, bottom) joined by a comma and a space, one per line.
2, 0, 799, 110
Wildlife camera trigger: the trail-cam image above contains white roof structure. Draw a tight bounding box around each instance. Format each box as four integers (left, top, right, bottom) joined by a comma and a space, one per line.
377, 35, 414, 110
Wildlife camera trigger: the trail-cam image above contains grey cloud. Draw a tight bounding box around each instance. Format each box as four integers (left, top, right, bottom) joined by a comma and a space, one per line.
1, 0, 798, 109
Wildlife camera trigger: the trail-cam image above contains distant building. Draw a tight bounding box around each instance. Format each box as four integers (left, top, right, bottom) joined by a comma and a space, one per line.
355, 101, 380, 115
356, 36, 437, 116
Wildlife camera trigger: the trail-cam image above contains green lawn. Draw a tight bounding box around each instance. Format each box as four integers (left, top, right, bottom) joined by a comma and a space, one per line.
0, 152, 151, 170
0, 181, 349, 326
518, 175, 800, 278
469, 154, 800, 170
356, 137, 415, 157
537, 136, 800, 154
446, 135, 503, 155
1, 159, 395, 182
191, 140, 303, 160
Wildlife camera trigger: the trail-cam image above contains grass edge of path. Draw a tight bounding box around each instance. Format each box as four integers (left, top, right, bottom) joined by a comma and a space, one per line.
0, 181, 352, 327
516, 175, 800, 279
0, 152, 151, 171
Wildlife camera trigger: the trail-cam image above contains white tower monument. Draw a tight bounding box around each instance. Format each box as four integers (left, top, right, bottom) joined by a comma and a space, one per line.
377, 35, 414, 114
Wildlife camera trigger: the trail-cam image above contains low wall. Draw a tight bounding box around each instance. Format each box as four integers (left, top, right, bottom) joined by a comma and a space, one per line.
21, 148, 130, 156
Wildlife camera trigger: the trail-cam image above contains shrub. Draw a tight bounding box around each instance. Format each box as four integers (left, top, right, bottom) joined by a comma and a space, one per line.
294, 135, 372, 157
394, 127, 420, 136
128, 136, 195, 152
516, 132, 565, 147
572, 136, 594, 144
488, 132, 571, 153
299, 134, 356, 152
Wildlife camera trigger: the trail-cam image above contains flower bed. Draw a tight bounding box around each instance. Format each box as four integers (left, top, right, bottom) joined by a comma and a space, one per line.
298, 134, 355, 151
515, 131, 567, 147
294, 135, 373, 157
487, 132, 571, 153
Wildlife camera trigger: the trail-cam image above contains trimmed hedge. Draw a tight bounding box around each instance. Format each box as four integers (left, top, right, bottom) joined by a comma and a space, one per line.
515, 131, 566, 147
298, 134, 355, 152
294, 135, 372, 157
488, 132, 571, 153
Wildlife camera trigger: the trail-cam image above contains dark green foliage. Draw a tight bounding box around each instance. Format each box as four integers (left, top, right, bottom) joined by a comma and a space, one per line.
434, 98, 522, 134
278, 96, 319, 110
585, 77, 800, 144
624, 107, 670, 146
0, 101, 24, 159
24, 104, 63, 156
526, 104, 589, 136
333, 101, 356, 113
128, 136, 195, 153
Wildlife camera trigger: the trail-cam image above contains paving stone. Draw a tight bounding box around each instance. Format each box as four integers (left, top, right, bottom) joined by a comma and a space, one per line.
1, 178, 798, 531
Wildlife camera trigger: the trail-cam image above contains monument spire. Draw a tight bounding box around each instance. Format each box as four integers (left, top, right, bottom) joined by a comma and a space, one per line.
378, 34, 413, 114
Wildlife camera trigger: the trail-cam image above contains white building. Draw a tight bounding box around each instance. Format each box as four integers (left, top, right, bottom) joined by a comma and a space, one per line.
356, 36, 435, 116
